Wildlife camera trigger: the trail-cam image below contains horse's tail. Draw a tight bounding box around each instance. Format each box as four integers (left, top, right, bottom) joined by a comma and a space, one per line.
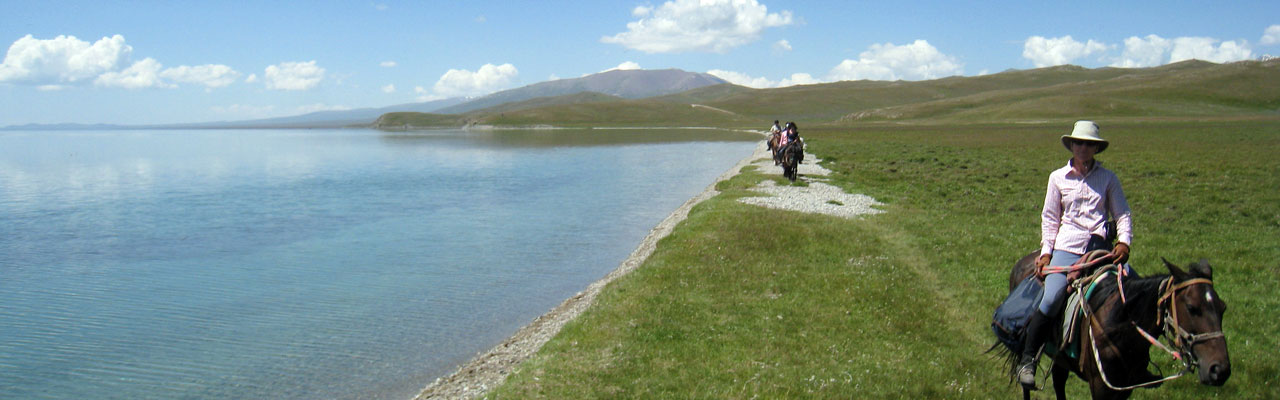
986, 341, 1024, 385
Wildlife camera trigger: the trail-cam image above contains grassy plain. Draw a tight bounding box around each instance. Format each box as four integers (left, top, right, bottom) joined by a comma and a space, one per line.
487, 120, 1279, 399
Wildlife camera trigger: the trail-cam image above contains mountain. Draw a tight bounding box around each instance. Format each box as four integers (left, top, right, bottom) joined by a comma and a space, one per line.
159, 97, 468, 129
434, 69, 728, 114
1, 97, 468, 130
377, 58, 1280, 129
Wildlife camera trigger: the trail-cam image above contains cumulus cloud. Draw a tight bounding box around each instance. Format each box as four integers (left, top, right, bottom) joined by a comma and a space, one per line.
0, 34, 240, 90
381, 84, 396, 93
828, 40, 963, 81
160, 64, 240, 88
1113, 34, 1253, 67
95, 58, 171, 89
601, 0, 793, 53
773, 39, 792, 52
264, 61, 325, 90
414, 85, 438, 102
431, 63, 518, 98
1022, 35, 1110, 67
604, 61, 642, 72
707, 69, 818, 88
1263, 25, 1280, 46
0, 34, 131, 84
380, 61, 397, 67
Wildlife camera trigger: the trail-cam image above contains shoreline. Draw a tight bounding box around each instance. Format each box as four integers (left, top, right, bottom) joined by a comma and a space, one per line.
412, 139, 771, 400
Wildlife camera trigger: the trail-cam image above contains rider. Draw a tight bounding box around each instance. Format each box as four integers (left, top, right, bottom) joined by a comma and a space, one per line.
1018, 120, 1133, 389
768, 120, 782, 152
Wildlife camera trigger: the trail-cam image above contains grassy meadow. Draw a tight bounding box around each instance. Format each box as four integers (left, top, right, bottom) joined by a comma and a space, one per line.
485, 120, 1279, 399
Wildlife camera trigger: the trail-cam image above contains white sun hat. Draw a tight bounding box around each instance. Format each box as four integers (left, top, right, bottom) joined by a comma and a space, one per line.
1061, 120, 1108, 153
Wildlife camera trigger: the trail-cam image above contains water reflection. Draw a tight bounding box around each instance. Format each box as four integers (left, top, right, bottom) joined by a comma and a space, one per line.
377, 127, 760, 148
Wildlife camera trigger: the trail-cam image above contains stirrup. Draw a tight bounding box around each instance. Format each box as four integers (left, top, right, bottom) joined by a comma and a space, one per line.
1017, 363, 1038, 389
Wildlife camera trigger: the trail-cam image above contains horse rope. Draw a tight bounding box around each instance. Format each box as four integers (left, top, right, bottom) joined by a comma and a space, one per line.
1079, 276, 1219, 391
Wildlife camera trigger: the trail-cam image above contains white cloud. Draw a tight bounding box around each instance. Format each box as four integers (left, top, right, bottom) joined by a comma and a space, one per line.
773, 39, 792, 52
381, 84, 396, 93
245, 73, 258, 83
828, 40, 963, 81
1112, 35, 1170, 68
380, 61, 397, 67
1263, 25, 1280, 46
0, 34, 242, 90
160, 64, 240, 88
1113, 34, 1253, 67
604, 61, 642, 72
0, 34, 131, 84
264, 61, 325, 90
601, 0, 793, 53
707, 69, 819, 88
431, 63, 518, 98
1022, 35, 1110, 68
1169, 37, 1252, 63
95, 58, 171, 89
415, 85, 445, 102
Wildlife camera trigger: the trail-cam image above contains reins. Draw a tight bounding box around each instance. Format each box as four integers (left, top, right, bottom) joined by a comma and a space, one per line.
1079, 275, 1219, 391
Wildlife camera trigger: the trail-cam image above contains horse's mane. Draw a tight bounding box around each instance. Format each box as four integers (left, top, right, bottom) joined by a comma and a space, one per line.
1089, 273, 1171, 326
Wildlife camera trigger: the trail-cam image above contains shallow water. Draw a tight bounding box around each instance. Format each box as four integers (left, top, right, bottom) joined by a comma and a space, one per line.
0, 128, 758, 399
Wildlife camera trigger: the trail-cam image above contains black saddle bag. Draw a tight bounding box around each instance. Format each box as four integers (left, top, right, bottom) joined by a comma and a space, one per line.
992, 275, 1044, 353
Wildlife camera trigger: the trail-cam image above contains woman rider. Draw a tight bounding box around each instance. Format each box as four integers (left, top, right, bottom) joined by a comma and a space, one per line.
1019, 120, 1133, 389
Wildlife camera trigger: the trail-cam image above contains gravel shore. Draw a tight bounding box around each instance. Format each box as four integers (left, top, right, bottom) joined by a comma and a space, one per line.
412, 139, 882, 400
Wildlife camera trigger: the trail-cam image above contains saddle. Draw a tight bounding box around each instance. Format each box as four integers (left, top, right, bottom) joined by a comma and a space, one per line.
1054, 265, 1122, 359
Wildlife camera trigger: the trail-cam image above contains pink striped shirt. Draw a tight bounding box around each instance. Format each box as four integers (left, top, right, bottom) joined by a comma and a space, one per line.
1040, 159, 1132, 257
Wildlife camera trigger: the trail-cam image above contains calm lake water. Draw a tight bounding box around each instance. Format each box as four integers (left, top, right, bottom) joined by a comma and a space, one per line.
0, 128, 758, 399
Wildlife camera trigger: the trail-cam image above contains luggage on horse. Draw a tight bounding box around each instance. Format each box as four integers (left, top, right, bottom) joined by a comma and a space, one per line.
993, 275, 1044, 353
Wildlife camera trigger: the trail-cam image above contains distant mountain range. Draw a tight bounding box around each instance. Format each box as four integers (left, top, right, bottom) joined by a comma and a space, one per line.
433, 69, 727, 114
377, 58, 1280, 129
2, 69, 728, 130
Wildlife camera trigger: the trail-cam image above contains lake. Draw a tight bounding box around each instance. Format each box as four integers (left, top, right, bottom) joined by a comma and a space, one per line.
0, 128, 759, 399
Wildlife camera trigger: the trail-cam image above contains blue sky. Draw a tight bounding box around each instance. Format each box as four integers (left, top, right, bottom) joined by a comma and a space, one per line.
1, 0, 1277, 126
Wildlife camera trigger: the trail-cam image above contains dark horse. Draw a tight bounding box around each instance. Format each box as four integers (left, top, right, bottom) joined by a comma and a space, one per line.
778, 140, 804, 182
998, 252, 1230, 399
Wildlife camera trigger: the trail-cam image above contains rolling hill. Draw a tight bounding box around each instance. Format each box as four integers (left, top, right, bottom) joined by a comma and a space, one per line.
433, 69, 728, 115
375, 59, 1280, 130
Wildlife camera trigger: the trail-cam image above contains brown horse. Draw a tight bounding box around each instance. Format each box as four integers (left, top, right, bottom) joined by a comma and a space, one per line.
778, 140, 804, 182
768, 133, 781, 162
1000, 253, 1230, 399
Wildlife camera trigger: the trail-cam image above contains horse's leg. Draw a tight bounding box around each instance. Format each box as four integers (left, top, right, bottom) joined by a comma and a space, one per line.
1051, 364, 1069, 400
1089, 377, 1131, 400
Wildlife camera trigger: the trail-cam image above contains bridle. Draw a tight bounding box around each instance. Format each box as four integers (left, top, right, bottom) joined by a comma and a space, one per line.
1082, 276, 1224, 390
1156, 277, 1225, 370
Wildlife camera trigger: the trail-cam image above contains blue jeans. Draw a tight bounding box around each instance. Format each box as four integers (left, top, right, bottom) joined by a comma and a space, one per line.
1037, 236, 1112, 316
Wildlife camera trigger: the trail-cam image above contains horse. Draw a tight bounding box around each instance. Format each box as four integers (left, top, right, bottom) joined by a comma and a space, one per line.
998, 253, 1231, 399
768, 132, 782, 161
778, 140, 804, 182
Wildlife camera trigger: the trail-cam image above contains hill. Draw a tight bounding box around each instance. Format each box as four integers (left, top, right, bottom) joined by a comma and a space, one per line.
434, 69, 727, 114
376, 59, 1280, 130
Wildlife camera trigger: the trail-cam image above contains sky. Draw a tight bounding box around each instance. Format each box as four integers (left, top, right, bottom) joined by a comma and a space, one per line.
1, 0, 1277, 126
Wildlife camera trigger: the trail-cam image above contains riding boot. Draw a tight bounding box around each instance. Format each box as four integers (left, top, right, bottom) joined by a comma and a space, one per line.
1018, 310, 1051, 389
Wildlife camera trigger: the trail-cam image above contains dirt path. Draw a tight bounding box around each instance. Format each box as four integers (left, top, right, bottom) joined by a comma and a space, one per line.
412, 139, 882, 399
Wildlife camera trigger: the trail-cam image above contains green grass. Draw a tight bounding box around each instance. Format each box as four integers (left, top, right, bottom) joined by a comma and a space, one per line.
487, 120, 1280, 399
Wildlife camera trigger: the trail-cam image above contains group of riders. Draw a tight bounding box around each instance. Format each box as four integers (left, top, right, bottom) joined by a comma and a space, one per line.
766, 120, 802, 166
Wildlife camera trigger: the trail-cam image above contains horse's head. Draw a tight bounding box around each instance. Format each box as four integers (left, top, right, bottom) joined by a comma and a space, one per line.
1163, 258, 1231, 386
